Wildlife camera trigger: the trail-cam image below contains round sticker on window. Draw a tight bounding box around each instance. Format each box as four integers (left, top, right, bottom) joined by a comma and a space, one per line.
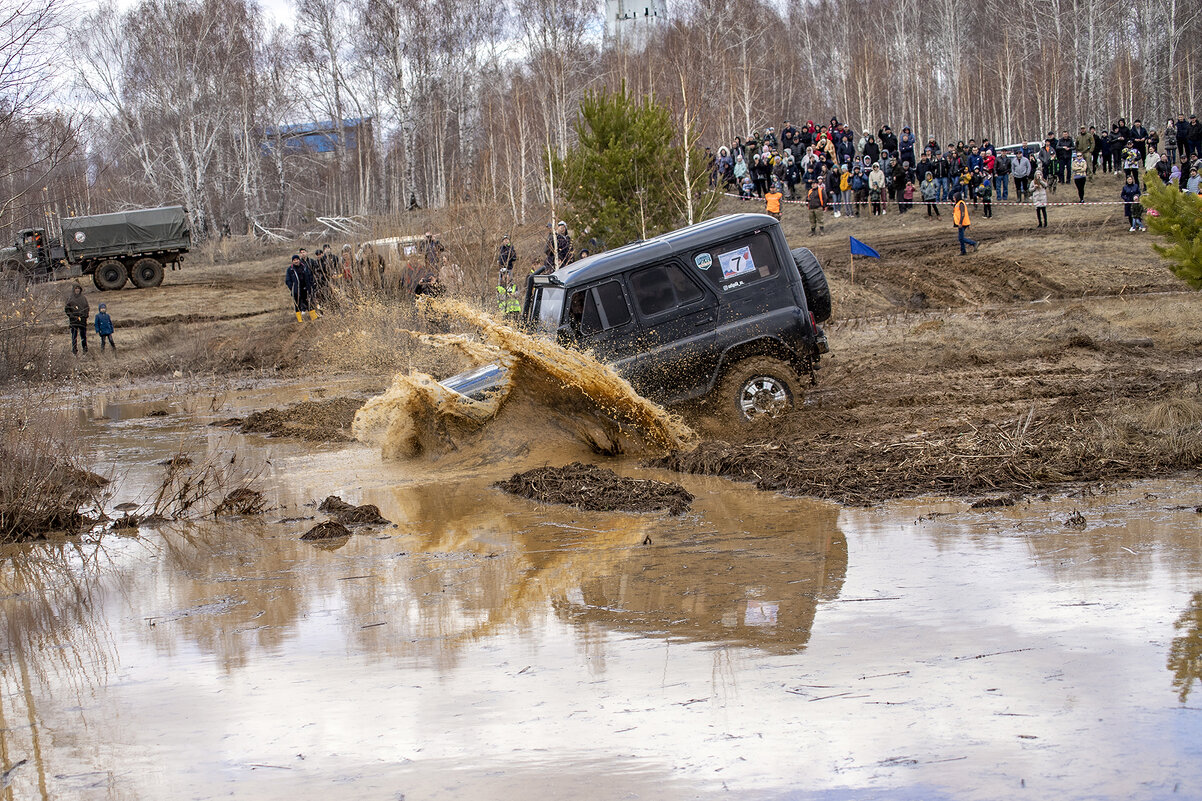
694, 252, 712, 271
74, 231, 86, 243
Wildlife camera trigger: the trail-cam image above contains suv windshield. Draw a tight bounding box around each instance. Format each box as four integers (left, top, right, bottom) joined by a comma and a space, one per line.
533, 287, 565, 335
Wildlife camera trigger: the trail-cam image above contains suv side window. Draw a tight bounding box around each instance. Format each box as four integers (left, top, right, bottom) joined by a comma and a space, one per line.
570, 280, 632, 337
692, 232, 779, 292
630, 263, 704, 317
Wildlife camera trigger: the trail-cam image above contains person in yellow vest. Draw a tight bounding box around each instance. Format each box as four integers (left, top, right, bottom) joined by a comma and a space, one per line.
952, 189, 978, 256
806, 181, 827, 236
765, 183, 783, 220
497, 268, 522, 322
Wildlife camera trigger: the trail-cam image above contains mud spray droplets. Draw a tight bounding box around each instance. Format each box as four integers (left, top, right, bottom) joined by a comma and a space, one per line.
351, 299, 695, 461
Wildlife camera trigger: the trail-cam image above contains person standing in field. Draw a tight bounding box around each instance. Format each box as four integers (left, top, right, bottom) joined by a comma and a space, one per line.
285, 254, 316, 322
1072, 151, 1089, 202
920, 171, 940, 218
765, 182, 783, 220
497, 268, 522, 322
868, 163, 886, 215
952, 190, 977, 256
1012, 150, 1032, 201
978, 174, 993, 219
497, 235, 517, 273
94, 302, 115, 352
806, 181, 827, 235
1121, 174, 1146, 232
64, 284, 88, 355
1031, 173, 1049, 228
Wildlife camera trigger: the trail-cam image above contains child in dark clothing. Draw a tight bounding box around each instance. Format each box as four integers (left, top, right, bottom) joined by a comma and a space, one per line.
95, 302, 115, 351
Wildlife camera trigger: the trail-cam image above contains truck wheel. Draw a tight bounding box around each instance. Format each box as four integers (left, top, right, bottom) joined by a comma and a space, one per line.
130, 258, 164, 288
720, 357, 801, 424
94, 260, 128, 291
2, 259, 20, 273
791, 247, 831, 323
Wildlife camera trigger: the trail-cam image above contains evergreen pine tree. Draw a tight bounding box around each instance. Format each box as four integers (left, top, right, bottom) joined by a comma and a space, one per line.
552, 85, 712, 250
1143, 179, 1202, 289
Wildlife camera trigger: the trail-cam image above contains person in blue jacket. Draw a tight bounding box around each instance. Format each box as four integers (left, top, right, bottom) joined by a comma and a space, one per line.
94, 302, 115, 351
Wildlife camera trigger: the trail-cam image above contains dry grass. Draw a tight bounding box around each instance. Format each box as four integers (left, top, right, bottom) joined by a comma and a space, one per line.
0, 394, 111, 542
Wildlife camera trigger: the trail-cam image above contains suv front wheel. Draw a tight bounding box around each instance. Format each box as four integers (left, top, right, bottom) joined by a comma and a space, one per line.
720, 357, 801, 424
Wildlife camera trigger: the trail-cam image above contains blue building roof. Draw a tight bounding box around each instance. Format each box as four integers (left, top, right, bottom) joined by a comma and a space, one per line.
261, 118, 369, 155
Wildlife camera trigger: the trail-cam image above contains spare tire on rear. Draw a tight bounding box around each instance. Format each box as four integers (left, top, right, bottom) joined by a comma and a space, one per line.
791, 247, 831, 323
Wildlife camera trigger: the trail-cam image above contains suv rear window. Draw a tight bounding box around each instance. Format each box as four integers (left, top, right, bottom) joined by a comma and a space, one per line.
630, 263, 704, 317
692, 232, 779, 292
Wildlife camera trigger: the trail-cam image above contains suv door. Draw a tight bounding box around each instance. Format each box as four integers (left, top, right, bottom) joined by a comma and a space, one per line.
562, 279, 640, 368
624, 261, 720, 400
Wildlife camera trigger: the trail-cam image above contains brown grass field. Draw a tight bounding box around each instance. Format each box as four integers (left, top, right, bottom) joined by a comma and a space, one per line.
10, 172, 1202, 506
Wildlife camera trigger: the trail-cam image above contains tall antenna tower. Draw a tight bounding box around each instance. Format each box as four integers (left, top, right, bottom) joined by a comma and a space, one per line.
605, 0, 667, 51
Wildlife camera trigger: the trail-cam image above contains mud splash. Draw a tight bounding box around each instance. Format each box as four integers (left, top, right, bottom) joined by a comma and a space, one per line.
352, 299, 695, 460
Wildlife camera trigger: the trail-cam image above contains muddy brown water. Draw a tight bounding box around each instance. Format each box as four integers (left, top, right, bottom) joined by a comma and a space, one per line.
1, 383, 1201, 800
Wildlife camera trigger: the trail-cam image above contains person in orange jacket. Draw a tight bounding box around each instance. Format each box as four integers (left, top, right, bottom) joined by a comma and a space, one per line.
765, 182, 783, 220
952, 188, 978, 255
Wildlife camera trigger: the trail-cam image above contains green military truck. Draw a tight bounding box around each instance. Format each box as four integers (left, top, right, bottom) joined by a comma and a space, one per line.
0, 206, 191, 291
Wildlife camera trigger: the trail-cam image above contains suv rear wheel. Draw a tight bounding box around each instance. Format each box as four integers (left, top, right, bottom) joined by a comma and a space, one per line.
720, 357, 801, 424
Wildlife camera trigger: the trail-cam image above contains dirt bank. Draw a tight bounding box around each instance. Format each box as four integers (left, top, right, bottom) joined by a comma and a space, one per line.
496, 462, 694, 515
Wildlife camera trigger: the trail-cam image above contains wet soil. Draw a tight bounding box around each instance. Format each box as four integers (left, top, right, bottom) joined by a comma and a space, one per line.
496, 462, 694, 515
658, 291, 1202, 505
237, 397, 364, 441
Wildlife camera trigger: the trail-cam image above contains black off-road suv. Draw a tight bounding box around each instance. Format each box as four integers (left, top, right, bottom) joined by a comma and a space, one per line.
445, 213, 831, 422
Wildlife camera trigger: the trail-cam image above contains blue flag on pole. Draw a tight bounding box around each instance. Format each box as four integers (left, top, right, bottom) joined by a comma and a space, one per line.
849, 236, 881, 259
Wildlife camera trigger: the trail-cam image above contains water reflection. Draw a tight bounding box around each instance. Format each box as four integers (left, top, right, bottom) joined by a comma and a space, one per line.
553, 484, 846, 653
1169, 591, 1202, 702
0, 538, 122, 801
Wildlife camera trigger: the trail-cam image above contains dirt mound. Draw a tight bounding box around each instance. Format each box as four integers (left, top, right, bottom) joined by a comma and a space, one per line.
239, 397, 364, 441
301, 521, 351, 540
317, 495, 389, 525
496, 462, 693, 515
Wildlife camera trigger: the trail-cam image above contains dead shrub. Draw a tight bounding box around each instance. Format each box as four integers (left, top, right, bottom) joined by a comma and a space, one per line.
144, 446, 265, 520
0, 396, 111, 542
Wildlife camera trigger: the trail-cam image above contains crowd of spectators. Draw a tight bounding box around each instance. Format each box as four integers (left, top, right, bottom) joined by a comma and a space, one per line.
707, 115, 1202, 222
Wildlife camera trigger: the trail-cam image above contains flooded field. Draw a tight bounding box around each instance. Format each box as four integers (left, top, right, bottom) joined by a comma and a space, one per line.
1, 383, 1201, 800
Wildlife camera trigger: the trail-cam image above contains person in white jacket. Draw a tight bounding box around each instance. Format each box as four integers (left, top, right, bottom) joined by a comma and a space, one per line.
868, 163, 887, 215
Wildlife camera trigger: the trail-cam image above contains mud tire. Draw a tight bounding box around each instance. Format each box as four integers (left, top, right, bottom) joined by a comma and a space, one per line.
2, 259, 20, 273
791, 247, 831, 323
719, 357, 801, 425
130, 257, 164, 288
93, 260, 128, 291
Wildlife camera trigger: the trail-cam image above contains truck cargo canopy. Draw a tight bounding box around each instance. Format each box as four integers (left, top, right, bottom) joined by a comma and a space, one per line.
61, 206, 190, 257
